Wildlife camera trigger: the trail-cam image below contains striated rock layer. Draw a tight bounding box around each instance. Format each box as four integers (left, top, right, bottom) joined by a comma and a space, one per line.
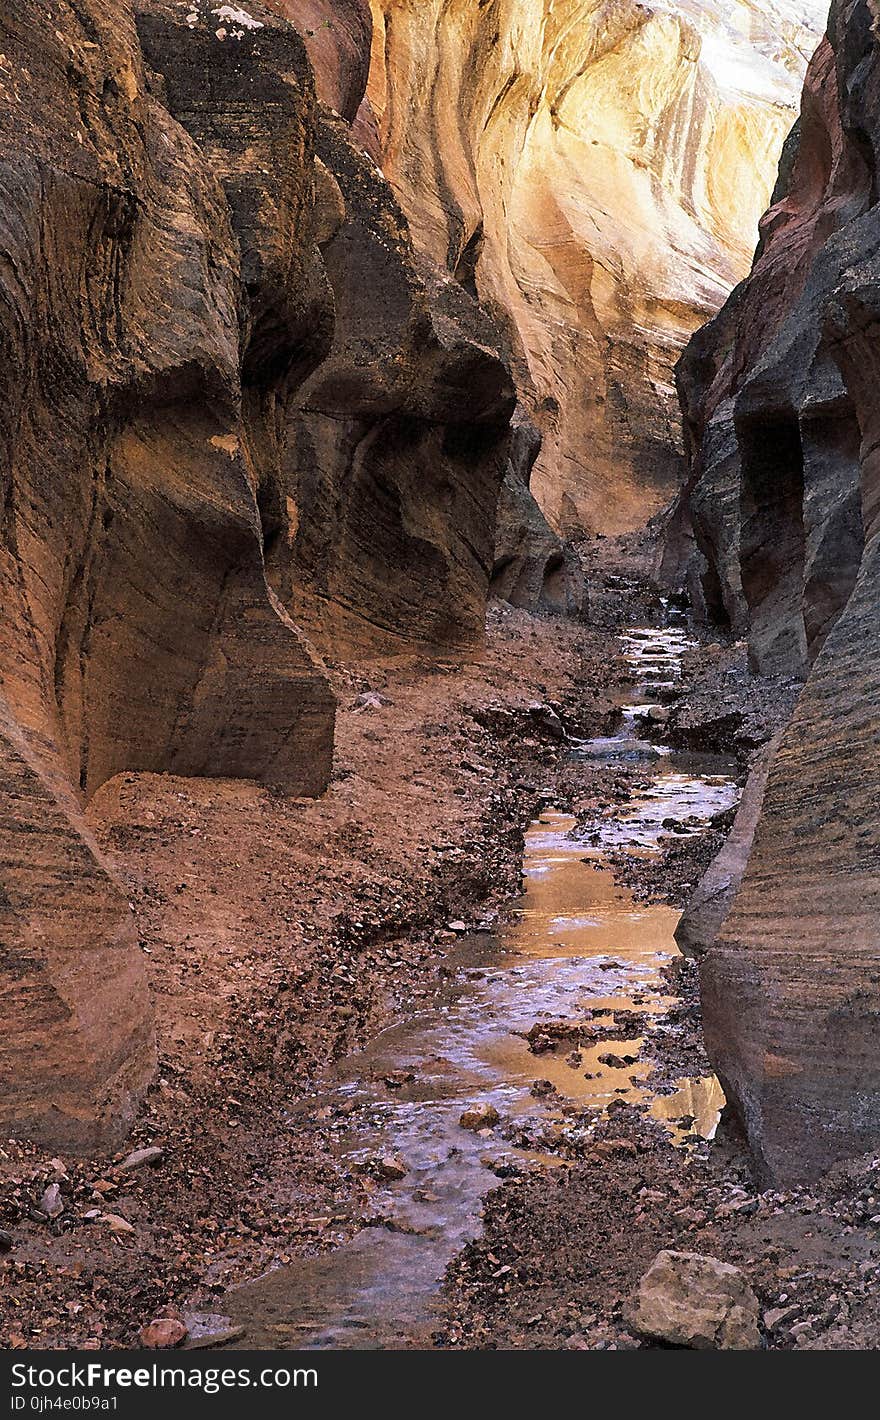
0, 0, 519, 1146
675, 0, 880, 1184
364, 0, 824, 533
0, 0, 339, 1148
282, 111, 516, 652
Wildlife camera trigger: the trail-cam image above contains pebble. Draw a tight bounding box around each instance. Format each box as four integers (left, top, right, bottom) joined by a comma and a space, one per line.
101, 1213, 135, 1234
530, 1080, 556, 1098
460, 1103, 500, 1131
377, 1156, 409, 1181
39, 1184, 64, 1219
382, 1071, 415, 1089
763, 1305, 799, 1330
120, 1146, 165, 1171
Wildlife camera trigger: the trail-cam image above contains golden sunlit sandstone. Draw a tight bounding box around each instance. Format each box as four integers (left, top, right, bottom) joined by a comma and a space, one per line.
363, 0, 825, 533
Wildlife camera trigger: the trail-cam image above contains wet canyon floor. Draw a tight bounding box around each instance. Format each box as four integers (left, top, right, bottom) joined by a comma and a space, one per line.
8, 596, 880, 1350
223, 627, 739, 1348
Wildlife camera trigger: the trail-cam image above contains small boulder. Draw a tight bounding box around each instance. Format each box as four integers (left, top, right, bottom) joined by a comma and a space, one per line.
140, 1318, 188, 1349
459, 1102, 500, 1132
626, 1250, 761, 1349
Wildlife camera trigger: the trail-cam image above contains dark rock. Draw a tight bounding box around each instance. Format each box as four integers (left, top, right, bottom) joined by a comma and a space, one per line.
491, 409, 586, 617
674, 0, 880, 1184
282, 111, 516, 655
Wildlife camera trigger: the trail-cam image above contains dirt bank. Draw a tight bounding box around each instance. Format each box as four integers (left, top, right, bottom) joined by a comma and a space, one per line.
437, 1098, 880, 1350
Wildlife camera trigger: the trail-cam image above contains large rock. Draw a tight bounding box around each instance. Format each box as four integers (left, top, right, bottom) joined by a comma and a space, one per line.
0, 0, 341, 1148
364, 0, 824, 534
675, 1, 880, 1183
626, 1250, 761, 1350
1, 0, 530, 1147
267, 0, 372, 122
675, 736, 779, 960
281, 112, 517, 652
491, 411, 586, 617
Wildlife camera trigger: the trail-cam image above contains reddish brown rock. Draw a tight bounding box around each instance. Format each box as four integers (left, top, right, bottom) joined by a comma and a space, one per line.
676, 0, 880, 1183
140, 1318, 188, 1349
281, 112, 517, 652
0, 0, 337, 1148
0, 0, 530, 1149
268, 0, 372, 121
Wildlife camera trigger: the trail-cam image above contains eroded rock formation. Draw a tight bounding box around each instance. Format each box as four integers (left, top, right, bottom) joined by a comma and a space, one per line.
0, 0, 518, 1146
281, 111, 516, 652
364, 0, 823, 533
0, 0, 342, 1147
675, 0, 880, 1184
491, 411, 586, 618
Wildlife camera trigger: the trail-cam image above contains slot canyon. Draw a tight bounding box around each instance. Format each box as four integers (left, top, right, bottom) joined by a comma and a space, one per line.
4, 0, 880, 1356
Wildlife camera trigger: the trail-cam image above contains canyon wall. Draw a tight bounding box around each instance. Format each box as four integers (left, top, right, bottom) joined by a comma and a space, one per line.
0, 0, 517, 1146
362, 0, 822, 534
676, 0, 880, 1184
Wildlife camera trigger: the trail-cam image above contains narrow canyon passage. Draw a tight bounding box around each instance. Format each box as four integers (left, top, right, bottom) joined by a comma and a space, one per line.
11, 0, 880, 1361
223, 624, 736, 1348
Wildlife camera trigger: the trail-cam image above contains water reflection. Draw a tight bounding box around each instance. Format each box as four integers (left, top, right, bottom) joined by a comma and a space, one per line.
224, 627, 735, 1349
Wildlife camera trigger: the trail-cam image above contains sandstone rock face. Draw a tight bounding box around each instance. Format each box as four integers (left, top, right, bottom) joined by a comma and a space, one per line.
675, 735, 778, 961
675, 0, 880, 1183
491, 413, 586, 618
365, 0, 823, 533
281, 112, 516, 653
0, 0, 332, 1149
267, 7, 520, 652
1, 0, 528, 1147
267, 0, 372, 122
626, 1250, 761, 1349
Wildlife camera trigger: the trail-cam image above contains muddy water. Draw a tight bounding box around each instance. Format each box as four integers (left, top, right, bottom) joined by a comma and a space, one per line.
225, 627, 737, 1349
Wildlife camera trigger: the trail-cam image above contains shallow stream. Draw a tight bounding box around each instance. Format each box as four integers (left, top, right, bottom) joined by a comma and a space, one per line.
225, 626, 738, 1348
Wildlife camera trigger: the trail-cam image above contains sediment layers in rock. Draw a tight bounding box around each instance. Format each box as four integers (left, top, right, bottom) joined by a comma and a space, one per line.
364, 0, 823, 533
0, 0, 518, 1145
0, 0, 340, 1148
491, 411, 587, 618
676, 0, 880, 1184
281, 112, 516, 652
